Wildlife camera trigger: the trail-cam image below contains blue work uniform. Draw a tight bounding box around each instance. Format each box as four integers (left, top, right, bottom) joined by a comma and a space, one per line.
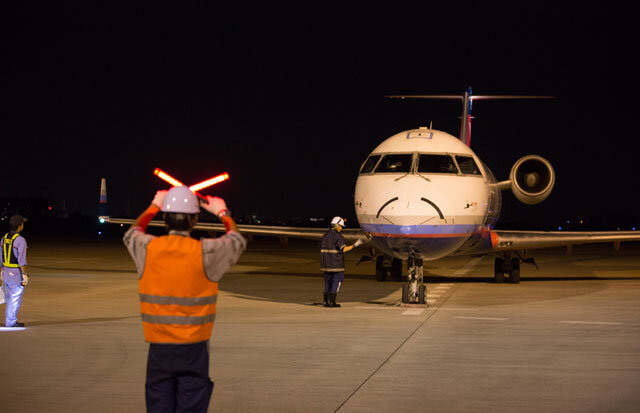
2, 232, 27, 327
320, 229, 346, 293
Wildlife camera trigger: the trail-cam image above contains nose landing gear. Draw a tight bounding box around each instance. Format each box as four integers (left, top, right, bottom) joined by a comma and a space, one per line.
402, 257, 426, 305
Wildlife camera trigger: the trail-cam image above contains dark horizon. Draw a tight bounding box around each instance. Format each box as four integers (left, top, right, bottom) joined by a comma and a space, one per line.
3, 7, 637, 230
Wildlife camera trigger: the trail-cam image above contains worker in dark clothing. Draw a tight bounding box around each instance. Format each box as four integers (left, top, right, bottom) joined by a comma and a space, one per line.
320, 216, 363, 307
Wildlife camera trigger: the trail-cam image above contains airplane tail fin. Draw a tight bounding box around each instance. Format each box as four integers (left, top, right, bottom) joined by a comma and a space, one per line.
386, 87, 554, 147
98, 178, 109, 223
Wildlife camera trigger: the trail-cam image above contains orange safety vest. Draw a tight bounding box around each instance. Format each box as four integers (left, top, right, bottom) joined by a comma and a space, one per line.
139, 235, 218, 344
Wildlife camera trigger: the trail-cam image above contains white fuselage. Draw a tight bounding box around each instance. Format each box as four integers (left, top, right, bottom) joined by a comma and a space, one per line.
354, 128, 501, 260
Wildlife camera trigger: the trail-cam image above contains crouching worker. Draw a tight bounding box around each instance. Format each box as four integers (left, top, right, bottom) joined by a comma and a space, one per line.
123, 186, 246, 413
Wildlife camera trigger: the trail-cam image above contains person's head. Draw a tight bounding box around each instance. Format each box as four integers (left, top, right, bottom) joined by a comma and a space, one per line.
160, 186, 200, 232
9, 215, 27, 233
330, 216, 345, 232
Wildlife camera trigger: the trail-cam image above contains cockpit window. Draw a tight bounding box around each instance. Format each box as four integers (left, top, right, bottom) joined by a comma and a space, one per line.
418, 154, 458, 174
360, 154, 381, 174
375, 154, 413, 173
456, 155, 482, 175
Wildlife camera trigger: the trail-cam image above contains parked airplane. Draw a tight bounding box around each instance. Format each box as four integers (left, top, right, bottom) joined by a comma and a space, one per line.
103, 87, 640, 304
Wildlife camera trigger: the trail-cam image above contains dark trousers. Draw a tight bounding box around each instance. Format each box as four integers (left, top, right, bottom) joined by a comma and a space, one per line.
146, 341, 214, 413
323, 271, 344, 293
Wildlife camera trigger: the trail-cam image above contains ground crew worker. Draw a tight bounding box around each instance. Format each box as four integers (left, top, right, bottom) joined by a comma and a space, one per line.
2, 215, 29, 327
123, 186, 246, 412
320, 216, 363, 307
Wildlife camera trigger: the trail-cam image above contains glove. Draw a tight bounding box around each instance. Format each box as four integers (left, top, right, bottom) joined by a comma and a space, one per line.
202, 196, 228, 217
21, 274, 29, 287
353, 239, 364, 247
152, 190, 168, 209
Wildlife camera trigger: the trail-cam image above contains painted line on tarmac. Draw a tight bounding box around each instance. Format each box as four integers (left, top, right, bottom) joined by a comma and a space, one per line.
0, 327, 26, 331
402, 309, 424, 316
452, 257, 484, 276
455, 316, 507, 321
559, 321, 622, 325
354, 306, 401, 310
439, 308, 479, 311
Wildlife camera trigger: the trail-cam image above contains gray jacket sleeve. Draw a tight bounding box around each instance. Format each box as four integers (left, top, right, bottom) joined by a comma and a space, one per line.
123, 227, 156, 279
201, 231, 247, 282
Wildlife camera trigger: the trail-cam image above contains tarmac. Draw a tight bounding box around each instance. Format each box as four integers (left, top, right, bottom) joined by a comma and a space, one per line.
1, 235, 640, 412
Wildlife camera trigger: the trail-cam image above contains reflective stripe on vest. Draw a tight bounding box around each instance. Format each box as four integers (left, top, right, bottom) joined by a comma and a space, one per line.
139, 235, 218, 344
2, 233, 20, 268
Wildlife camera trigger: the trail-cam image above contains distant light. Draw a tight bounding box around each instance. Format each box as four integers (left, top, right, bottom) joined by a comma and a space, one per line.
558, 226, 562, 231
48, 206, 52, 211
580, 220, 583, 224
566, 220, 570, 224
98, 231, 102, 235
99, 218, 106, 224
120, 224, 124, 227
633, 228, 636, 231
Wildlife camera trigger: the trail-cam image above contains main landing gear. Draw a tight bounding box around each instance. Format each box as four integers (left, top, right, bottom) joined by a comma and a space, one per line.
402, 257, 426, 305
375, 256, 402, 282
494, 253, 520, 284
375, 255, 426, 304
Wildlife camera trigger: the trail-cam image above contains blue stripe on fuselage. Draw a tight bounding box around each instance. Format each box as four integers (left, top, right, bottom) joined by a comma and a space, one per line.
360, 223, 478, 236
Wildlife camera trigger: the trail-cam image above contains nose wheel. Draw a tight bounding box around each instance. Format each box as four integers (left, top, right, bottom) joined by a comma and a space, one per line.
402, 257, 426, 305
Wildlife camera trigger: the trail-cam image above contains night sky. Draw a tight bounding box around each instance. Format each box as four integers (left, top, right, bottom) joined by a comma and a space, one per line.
3, 5, 637, 229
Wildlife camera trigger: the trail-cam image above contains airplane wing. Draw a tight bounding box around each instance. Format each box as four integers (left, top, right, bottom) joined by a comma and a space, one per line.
105, 218, 366, 243
492, 230, 640, 251
458, 229, 640, 256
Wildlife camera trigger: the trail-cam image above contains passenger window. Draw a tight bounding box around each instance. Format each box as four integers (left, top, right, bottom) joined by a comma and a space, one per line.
360, 155, 381, 174
456, 156, 481, 175
375, 154, 413, 173
418, 154, 458, 174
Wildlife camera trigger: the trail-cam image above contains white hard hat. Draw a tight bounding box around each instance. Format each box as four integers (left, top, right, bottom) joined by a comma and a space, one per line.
162, 186, 200, 214
331, 216, 345, 227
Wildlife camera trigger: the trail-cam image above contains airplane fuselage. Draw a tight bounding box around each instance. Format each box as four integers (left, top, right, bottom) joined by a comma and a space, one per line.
354, 127, 501, 260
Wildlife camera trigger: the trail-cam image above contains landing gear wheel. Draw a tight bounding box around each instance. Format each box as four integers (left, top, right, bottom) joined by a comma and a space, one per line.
390, 258, 403, 282
509, 258, 520, 284
375, 256, 387, 282
494, 257, 505, 283
418, 284, 426, 304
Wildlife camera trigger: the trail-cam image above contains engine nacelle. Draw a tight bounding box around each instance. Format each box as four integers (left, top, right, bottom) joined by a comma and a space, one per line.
509, 155, 555, 205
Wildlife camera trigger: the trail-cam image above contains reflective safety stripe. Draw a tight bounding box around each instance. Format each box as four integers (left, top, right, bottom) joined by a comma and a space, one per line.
2, 233, 20, 268
321, 267, 345, 272
320, 249, 341, 253
141, 313, 216, 325
139, 294, 217, 306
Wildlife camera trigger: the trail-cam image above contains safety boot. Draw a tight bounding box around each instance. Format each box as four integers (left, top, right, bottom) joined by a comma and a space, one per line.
323, 293, 329, 307
329, 293, 341, 308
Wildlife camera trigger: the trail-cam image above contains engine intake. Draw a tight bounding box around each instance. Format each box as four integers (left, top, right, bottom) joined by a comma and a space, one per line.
509, 155, 555, 205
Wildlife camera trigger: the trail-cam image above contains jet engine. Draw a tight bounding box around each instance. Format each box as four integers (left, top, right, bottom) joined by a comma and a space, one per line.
508, 155, 555, 205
